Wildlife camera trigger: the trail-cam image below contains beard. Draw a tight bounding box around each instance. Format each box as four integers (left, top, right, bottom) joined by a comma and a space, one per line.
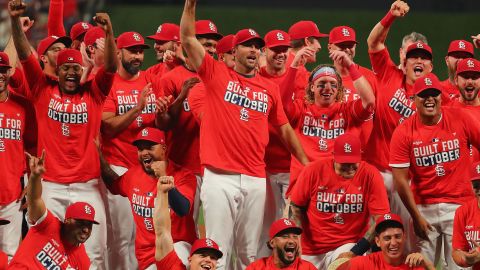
122, 59, 143, 75
277, 247, 299, 266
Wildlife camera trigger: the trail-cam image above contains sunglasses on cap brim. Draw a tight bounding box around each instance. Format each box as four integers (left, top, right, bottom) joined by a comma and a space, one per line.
416, 89, 441, 98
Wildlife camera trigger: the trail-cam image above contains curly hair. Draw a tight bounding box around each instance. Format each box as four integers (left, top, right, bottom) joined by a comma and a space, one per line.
305, 64, 344, 104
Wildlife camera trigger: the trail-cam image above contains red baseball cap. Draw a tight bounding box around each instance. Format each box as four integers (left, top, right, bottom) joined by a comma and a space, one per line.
447, 40, 474, 57
329, 26, 357, 44
190, 238, 223, 259
84, 27, 106, 47
147, 23, 180, 42
116, 32, 150, 49
456, 58, 480, 75
414, 73, 443, 96
471, 162, 480, 181
0, 52, 12, 68
264, 30, 291, 49
375, 213, 403, 233
333, 133, 362, 163
70, 22, 93, 41
0, 219, 10, 225
269, 218, 302, 239
133, 127, 166, 146
406, 41, 433, 60
56, 49, 83, 67
65, 202, 99, 224
288, 21, 328, 40
37, 36, 73, 56
195, 20, 223, 40
216, 34, 235, 54
233, 29, 265, 48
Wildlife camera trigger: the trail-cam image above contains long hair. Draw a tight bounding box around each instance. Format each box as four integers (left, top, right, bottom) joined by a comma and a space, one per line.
305, 64, 344, 104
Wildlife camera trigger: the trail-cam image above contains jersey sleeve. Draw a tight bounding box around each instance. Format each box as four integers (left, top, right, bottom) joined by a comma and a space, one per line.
289, 164, 315, 207
109, 174, 129, 197
47, 0, 66, 37
174, 168, 197, 210
268, 84, 289, 127
366, 166, 391, 215
196, 53, 217, 85
20, 54, 48, 100
463, 110, 480, 152
102, 90, 117, 113
90, 67, 115, 103
389, 124, 411, 168
30, 210, 56, 233
368, 47, 398, 84
349, 99, 375, 122
452, 206, 470, 251
188, 82, 205, 123
155, 250, 186, 270
288, 99, 304, 127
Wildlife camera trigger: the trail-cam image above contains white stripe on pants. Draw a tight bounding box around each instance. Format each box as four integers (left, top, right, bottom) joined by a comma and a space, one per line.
0, 199, 23, 261
41, 179, 107, 270
193, 174, 203, 237
201, 168, 266, 270
105, 165, 138, 270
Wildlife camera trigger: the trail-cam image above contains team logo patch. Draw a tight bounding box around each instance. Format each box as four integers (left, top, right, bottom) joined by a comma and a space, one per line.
467, 59, 475, 68
424, 77, 432, 86
333, 213, 344, 224
416, 42, 424, 48
283, 219, 292, 226
67, 57, 74, 61
81, 22, 90, 30
383, 214, 392, 220
142, 128, 149, 137
319, 138, 328, 151
276, 32, 285, 41
84, 205, 92, 214
344, 143, 352, 153
157, 25, 162, 33
205, 239, 214, 247
0, 140, 5, 152
435, 164, 446, 177
476, 165, 480, 174
458, 41, 466, 49
240, 108, 249, 121
133, 33, 141, 41
342, 28, 350, 37
209, 22, 216, 32
248, 29, 257, 36
51, 35, 59, 39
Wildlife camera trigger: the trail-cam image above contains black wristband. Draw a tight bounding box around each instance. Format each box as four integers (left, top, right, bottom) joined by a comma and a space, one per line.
350, 237, 370, 256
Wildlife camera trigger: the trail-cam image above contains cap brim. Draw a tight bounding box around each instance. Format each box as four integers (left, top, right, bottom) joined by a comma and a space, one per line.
238, 37, 266, 48
314, 33, 329, 38
416, 88, 442, 97
0, 219, 10, 225
122, 44, 151, 49
334, 155, 361, 164
0, 64, 12, 69
273, 227, 303, 239
266, 43, 291, 49
146, 35, 178, 42
196, 33, 224, 41
193, 247, 223, 259
132, 139, 164, 147
56, 36, 73, 49
375, 220, 403, 233
406, 48, 432, 60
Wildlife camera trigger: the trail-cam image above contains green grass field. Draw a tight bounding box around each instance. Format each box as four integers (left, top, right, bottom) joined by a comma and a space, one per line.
109, 4, 479, 78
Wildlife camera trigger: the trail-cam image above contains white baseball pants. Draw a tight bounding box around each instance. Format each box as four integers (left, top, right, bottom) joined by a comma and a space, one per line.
302, 242, 355, 269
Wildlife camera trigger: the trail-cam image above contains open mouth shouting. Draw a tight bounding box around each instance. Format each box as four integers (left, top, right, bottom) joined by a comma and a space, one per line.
413, 65, 424, 77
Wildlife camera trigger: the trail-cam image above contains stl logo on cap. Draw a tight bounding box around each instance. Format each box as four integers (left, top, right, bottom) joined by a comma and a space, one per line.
416, 42, 424, 49
342, 28, 351, 37
283, 219, 292, 226
133, 33, 141, 41
209, 22, 216, 32
67, 57, 73, 61
52, 35, 59, 39
459, 41, 466, 49
344, 143, 352, 153
477, 164, 480, 174
383, 214, 392, 220
82, 22, 89, 30
205, 239, 214, 247
84, 205, 92, 214
142, 128, 148, 137
157, 25, 162, 33
276, 32, 285, 41
424, 77, 433, 86
248, 29, 257, 36
467, 59, 475, 68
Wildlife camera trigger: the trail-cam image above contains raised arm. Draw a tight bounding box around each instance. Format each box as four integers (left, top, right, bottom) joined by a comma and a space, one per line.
367, 0, 409, 52
180, 0, 205, 70
8, 0, 32, 60
101, 83, 153, 138
25, 151, 47, 224
47, 0, 66, 37
152, 161, 175, 261
94, 13, 116, 74
330, 50, 375, 109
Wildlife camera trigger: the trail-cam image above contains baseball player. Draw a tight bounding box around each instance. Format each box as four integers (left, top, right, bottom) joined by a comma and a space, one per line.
195, 19, 223, 56
180, 0, 309, 268
0, 219, 8, 270
9, 3, 117, 268
452, 162, 480, 269
146, 23, 182, 77
9, 151, 99, 269
289, 133, 390, 269
284, 50, 375, 192
366, 0, 433, 253
82, 26, 106, 80
216, 34, 236, 68
99, 127, 197, 270
69, 21, 93, 50
247, 218, 316, 270
335, 213, 435, 270
441, 40, 475, 100
153, 169, 223, 270
101, 30, 163, 270
0, 51, 36, 261
398, 32, 428, 70
447, 58, 480, 162
390, 73, 480, 269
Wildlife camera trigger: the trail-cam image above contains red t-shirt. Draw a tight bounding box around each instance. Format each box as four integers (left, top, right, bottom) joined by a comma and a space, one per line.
102, 72, 163, 168
160, 65, 201, 174
110, 162, 196, 270
339, 251, 424, 270
452, 199, 480, 270
447, 100, 480, 162
288, 99, 373, 189
289, 159, 389, 254
259, 66, 292, 174
246, 256, 317, 270
188, 82, 205, 124
155, 250, 185, 270
285, 52, 309, 100
146, 63, 168, 79
0, 250, 7, 270
197, 54, 288, 177
365, 47, 415, 171
20, 54, 114, 183
389, 107, 480, 204
8, 210, 90, 269
441, 79, 460, 100
0, 92, 36, 204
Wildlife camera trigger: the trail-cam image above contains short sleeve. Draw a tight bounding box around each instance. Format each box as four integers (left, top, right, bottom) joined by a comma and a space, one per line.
155, 250, 186, 270
109, 173, 129, 197
452, 206, 470, 251
20, 54, 48, 100
369, 47, 398, 84
366, 166, 390, 215
197, 53, 217, 83
389, 124, 411, 168
102, 91, 117, 113
90, 67, 115, 103
289, 164, 316, 207
349, 99, 375, 122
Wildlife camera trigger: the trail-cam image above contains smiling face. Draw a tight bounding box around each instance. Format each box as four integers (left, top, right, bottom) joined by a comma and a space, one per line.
136, 141, 166, 175
119, 46, 145, 75
414, 90, 442, 119
0, 67, 11, 94
311, 76, 339, 107
42, 42, 67, 69
328, 41, 357, 60
57, 63, 83, 93
189, 250, 220, 270
63, 219, 94, 245
456, 72, 480, 102
198, 37, 218, 56
334, 162, 359, 179
234, 40, 262, 74
265, 46, 289, 72
404, 52, 433, 85
269, 232, 301, 267
153, 40, 175, 62
375, 227, 405, 264
445, 52, 473, 79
